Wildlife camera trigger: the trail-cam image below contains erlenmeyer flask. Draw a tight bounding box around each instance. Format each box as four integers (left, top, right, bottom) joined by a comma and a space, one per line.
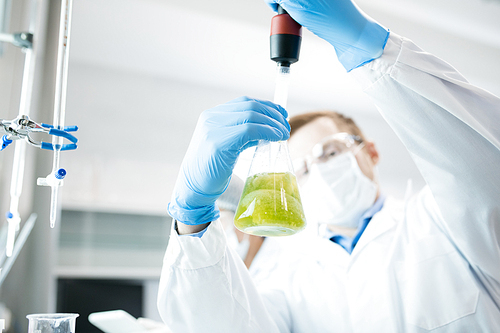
234, 140, 306, 236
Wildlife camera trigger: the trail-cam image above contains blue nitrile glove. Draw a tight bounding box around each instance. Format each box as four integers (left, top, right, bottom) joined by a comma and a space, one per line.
265, 0, 390, 72
167, 96, 290, 225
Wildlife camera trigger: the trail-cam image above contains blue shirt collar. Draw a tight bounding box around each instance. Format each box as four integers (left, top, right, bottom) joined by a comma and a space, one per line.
361, 193, 386, 221
326, 194, 386, 254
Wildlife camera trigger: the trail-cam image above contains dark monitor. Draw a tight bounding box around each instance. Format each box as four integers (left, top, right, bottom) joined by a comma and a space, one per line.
57, 279, 143, 333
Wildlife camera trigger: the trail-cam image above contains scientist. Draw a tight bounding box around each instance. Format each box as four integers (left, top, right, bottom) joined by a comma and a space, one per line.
158, 0, 500, 331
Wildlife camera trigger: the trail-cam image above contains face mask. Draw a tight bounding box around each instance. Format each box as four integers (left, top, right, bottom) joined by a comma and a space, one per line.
300, 152, 377, 228
225, 226, 250, 260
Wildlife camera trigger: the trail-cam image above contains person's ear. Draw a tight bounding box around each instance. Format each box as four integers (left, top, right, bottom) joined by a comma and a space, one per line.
365, 140, 379, 165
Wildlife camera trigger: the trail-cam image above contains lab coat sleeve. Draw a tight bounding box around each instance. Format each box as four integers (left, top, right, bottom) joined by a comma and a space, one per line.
157, 219, 286, 333
350, 33, 500, 282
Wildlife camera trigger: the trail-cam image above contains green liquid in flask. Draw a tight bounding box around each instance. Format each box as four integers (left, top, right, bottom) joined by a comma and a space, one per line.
234, 172, 306, 236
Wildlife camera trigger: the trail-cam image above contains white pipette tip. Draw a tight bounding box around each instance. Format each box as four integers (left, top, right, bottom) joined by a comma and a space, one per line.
5, 247, 13, 258
49, 183, 60, 228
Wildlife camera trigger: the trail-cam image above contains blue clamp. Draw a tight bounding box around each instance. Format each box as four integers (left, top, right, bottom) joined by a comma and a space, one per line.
1, 135, 13, 151
41, 124, 79, 132
39, 125, 79, 151
40, 142, 77, 151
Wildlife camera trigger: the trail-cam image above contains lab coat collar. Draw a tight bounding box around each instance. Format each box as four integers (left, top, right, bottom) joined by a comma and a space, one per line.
348, 195, 406, 262
325, 194, 387, 254
349, 179, 413, 260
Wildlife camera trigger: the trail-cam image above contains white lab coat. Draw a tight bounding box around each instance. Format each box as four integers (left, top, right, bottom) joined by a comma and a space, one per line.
247, 237, 287, 288
157, 33, 500, 332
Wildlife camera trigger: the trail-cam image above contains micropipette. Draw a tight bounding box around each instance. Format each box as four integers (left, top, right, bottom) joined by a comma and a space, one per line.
270, 4, 301, 108
266, 5, 302, 165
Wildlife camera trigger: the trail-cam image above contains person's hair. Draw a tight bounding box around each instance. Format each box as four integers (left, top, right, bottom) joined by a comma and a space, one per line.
289, 110, 366, 142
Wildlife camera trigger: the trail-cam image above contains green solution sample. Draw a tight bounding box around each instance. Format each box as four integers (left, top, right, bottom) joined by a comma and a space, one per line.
234, 172, 306, 236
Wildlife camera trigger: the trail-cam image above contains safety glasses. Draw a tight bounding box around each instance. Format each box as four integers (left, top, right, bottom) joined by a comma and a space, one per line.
292, 132, 364, 178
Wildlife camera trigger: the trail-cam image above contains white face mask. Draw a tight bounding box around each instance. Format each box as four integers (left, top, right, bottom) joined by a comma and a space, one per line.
225, 226, 250, 260
300, 152, 378, 228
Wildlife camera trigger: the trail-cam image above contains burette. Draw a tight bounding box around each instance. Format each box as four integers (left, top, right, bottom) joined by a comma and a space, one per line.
4, 2, 38, 258
1, 0, 78, 257
37, 0, 75, 228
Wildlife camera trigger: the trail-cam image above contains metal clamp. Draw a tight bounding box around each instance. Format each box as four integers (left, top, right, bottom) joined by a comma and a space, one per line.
0, 115, 78, 151
0, 32, 33, 49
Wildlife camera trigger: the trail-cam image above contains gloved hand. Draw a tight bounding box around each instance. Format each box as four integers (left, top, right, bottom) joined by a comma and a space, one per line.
167, 96, 290, 225
265, 0, 390, 72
